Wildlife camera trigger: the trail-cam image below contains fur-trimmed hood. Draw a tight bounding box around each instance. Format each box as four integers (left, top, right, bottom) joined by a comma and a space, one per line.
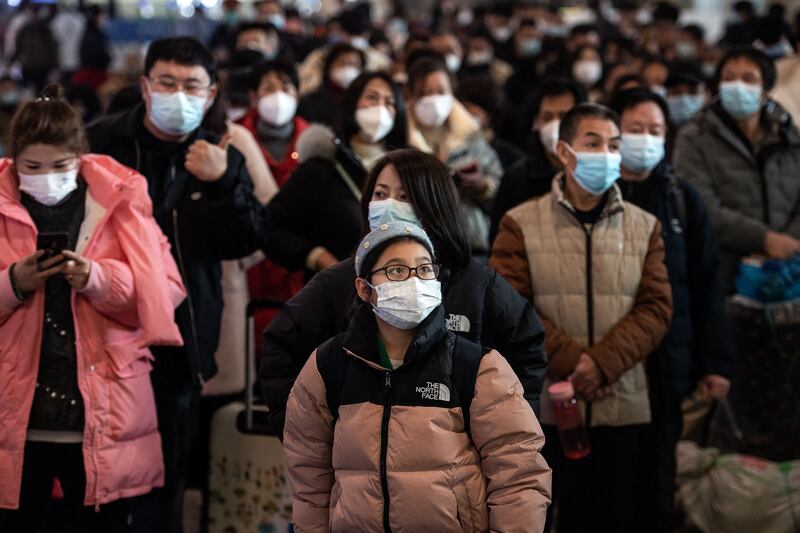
296, 123, 338, 163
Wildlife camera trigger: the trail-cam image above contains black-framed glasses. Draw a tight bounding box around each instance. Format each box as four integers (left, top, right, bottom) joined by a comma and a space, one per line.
147, 76, 211, 96
370, 263, 440, 281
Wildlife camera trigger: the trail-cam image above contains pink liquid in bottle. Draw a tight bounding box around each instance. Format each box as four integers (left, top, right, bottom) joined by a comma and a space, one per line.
548, 381, 591, 460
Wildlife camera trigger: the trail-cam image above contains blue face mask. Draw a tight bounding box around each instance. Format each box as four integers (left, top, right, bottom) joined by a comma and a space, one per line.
620, 134, 665, 174
719, 81, 762, 120
518, 38, 542, 57
569, 149, 622, 196
148, 88, 208, 136
368, 199, 420, 230
667, 94, 705, 125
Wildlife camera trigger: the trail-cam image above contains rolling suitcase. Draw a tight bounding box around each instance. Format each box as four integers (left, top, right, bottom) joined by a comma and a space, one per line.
207, 299, 294, 533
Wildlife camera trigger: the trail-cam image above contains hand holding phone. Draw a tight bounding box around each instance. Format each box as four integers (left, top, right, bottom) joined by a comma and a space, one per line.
36, 232, 69, 265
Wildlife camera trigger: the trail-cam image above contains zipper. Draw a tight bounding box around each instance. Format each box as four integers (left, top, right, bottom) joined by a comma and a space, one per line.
584, 226, 594, 426
380, 371, 392, 533
168, 163, 204, 385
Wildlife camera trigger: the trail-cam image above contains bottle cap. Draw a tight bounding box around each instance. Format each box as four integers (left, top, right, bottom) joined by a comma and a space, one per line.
548, 381, 575, 402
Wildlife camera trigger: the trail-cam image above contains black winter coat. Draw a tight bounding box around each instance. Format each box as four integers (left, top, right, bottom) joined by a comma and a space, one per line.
490, 135, 556, 243
87, 105, 268, 384
264, 127, 365, 271
620, 161, 733, 397
259, 256, 549, 433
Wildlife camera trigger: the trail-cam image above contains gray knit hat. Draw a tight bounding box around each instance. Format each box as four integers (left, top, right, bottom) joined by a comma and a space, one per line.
354, 222, 435, 277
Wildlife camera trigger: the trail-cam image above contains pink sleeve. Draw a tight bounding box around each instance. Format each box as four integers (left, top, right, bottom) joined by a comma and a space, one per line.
78, 259, 139, 327
0, 266, 23, 324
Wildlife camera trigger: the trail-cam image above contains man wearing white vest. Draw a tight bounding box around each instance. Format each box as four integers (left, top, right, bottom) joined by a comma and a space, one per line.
490, 103, 673, 533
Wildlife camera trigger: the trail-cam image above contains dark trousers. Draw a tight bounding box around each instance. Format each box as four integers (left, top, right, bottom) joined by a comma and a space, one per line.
0, 441, 141, 533
137, 347, 201, 533
638, 394, 684, 533
542, 423, 644, 533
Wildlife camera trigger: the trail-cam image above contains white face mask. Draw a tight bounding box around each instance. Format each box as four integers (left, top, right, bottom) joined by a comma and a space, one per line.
355, 105, 395, 143
414, 94, 453, 128
538, 119, 560, 154
18, 167, 79, 206
369, 277, 442, 330
572, 60, 603, 86
368, 198, 419, 230
445, 53, 462, 73
257, 91, 297, 126
227, 107, 248, 122
330, 65, 361, 89
466, 49, 493, 66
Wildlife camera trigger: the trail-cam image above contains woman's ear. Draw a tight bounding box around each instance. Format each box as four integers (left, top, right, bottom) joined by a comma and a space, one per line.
355, 277, 371, 303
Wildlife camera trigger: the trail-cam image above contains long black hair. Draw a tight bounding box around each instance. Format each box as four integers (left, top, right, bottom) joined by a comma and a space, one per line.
360, 148, 471, 271
339, 71, 408, 150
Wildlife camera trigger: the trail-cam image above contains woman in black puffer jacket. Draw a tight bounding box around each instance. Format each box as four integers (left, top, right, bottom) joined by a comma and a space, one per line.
259, 148, 548, 433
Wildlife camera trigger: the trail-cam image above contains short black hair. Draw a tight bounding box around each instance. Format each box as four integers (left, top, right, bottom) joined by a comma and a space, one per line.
681, 23, 705, 42
339, 71, 408, 151
405, 47, 446, 75
455, 76, 501, 117
714, 46, 776, 92
144, 37, 217, 83
665, 61, 706, 88
571, 23, 598, 37
408, 57, 452, 97
248, 59, 299, 91
234, 21, 277, 42
733, 0, 755, 16
559, 103, 620, 143
652, 1, 680, 23
323, 43, 366, 80
608, 87, 670, 125
518, 76, 587, 140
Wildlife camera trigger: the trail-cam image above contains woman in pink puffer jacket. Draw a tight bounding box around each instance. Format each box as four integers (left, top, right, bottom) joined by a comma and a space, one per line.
0, 85, 185, 531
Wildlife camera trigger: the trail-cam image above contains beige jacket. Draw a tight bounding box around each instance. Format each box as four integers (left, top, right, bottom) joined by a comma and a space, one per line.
490, 178, 673, 426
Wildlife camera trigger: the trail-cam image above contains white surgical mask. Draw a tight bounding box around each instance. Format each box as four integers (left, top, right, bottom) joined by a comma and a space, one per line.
355, 105, 395, 143
572, 60, 603, 86
445, 53, 462, 73
18, 167, 79, 206
257, 91, 297, 126
538, 119, 560, 154
330, 65, 361, 89
227, 106, 248, 122
148, 88, 208, 136
369, 277, 442, 329
466, 50, 493, 66
414, 94, 453, 128
368, 198, 419, 230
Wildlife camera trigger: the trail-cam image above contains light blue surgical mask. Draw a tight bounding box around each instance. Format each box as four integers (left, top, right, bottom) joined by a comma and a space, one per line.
621, 133, 665, 174
147, 87, 208, 136
569, 148, 622, 196
368, 199, 420, 230
518, 38, 542, 57
667, 94, 705, 125
719, 80, 762, 120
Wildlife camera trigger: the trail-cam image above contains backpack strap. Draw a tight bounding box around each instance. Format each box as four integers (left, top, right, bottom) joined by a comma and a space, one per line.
451, 336, 488, 438
668, 174, 688, 235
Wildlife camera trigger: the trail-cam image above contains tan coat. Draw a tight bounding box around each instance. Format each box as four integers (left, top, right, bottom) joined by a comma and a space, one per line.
490, 177, 672, 427
283, 306, 551, 532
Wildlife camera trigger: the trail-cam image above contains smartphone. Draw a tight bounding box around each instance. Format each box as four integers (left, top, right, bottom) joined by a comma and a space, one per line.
36, 232, 69, 265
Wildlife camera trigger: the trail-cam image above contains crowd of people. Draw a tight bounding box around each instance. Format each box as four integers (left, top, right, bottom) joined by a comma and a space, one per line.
0, 0, 799, 532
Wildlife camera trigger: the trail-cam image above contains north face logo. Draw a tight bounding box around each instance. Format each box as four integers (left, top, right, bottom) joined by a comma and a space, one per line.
416, 382, 451, 401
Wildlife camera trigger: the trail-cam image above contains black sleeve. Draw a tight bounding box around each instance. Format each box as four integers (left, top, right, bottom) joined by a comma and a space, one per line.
258, 262, 353, 433
185, 146, 269, 260
683, 180, 734, 379
481, 267, 549, 416
263, 160, 323, 270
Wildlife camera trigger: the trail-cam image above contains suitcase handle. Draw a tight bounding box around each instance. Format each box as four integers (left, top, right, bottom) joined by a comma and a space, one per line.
245, 298, 285, 431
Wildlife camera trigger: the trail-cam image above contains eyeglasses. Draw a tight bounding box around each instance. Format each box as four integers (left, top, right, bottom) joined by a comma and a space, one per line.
370, 263, 440, 281
147, 76, 211, 96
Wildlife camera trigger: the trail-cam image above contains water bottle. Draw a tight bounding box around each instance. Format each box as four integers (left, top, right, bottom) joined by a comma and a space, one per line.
548, 381, 591, 460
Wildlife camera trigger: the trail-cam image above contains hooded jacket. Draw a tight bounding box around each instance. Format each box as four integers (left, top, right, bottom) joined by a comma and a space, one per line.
673, 100, 800, 291
264, 124, 366, 271
0, 155, 185, 508
259, 256, 548, 433
284, 303, 551, 532
86, 104, 268, 385
408, 100, 503, 254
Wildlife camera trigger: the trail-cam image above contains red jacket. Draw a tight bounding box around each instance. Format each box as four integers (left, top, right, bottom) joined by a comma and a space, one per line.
0, 155, 185, 508
238, 111, 309, 187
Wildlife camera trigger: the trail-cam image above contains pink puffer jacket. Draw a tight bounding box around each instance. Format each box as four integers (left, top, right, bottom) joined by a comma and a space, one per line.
0, 154, 185, 509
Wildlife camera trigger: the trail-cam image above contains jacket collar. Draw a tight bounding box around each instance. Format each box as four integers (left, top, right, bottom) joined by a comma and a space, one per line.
552, 172, 625, 221
407, 99, 482, 157
0, 154, 130, 227
340, 302, 448, 371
